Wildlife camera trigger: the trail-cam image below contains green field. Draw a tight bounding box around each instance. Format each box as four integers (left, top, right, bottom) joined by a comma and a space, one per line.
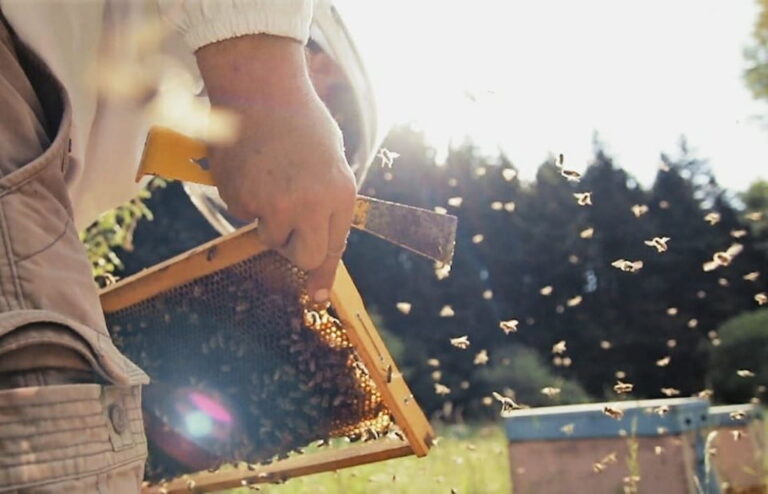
224, 424, 511, 494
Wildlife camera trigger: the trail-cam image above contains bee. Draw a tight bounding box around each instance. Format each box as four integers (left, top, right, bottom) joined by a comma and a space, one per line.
611, 259, 644, 272
704, 212, 721, 225
473, 349, 489, 365
449, 335, 470, 350
613, 381, 633, 394
434, 383, 451, 396
656, 356, 671, 367
560, 423, 575, 435
697, 389, 714, 399
737, 369, 755, 378
730, 410, 748, 421
560, 168, 582, 182
541, 387, 561, 398
567, 296, 583, 307
552, 340, 567, 355
603, 406, 624, 420
574, 192, 592, 206
644, 236, 670, 253
499, 319, 519, 334
377, 148, 400, 168
579, 227, 594, 239
631, 204, 649, 217
492, 391, 522, 417
601, 452, 617, 464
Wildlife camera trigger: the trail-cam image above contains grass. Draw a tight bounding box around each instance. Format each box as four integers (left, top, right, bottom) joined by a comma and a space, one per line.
223, 424, 512, 494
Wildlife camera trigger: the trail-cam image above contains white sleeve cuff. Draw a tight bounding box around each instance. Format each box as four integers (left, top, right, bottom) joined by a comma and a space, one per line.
158, 0, 315, 52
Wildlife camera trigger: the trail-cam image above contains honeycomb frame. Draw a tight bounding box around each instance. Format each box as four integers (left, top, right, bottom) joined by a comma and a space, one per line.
100, 221, 434, 493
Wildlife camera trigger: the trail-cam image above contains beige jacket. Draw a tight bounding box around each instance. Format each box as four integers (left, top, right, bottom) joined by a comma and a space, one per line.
1, 0, 314, 229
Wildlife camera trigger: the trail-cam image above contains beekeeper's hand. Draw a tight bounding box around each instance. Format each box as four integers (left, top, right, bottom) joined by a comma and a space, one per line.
196, 34, 356, 304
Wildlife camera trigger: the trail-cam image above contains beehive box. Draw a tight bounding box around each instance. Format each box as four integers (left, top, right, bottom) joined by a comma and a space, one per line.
708, 404, 766, 494
504, 398, 713, 494
100, 223, 434, 493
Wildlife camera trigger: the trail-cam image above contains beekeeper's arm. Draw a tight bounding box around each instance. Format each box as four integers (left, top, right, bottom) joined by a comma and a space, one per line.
160, 0, 356, 304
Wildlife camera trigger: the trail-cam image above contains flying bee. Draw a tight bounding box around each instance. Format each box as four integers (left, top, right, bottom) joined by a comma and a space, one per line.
552, 340, 567, 355
574, 192, 592, 206
613, 381, 633, 394
434, 383, 451, 396
541, 387, 561, 398
611, 259, 644, 272
492, 391, 522, 417
473, 349, 489, 365
603, 406, 624, 420
499, 319, 519, 334
631, 204, 649, 217
704, 212, 721, 225
730, 410, 748, 421
450, 335, 470, 350
644, 236, 670, 253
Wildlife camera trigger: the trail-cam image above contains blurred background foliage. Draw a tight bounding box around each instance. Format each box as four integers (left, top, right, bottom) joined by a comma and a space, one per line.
82, 122, 768, 420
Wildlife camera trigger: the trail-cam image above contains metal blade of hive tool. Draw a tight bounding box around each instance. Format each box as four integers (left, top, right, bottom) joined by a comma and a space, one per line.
353, 197, 456, 265
138, 127, 457, 265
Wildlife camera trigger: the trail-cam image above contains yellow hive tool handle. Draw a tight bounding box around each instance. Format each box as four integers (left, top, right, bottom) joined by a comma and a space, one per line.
137, 127, 216, 186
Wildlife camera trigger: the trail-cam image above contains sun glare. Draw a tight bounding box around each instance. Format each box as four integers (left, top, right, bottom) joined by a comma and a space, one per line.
337, 0, 768, 190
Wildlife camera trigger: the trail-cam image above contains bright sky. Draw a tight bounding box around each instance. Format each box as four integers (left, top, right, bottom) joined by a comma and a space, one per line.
336, 0, 768, 192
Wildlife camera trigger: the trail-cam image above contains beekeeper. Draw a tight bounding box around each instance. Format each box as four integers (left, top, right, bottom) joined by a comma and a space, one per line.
0, 0, 355, 491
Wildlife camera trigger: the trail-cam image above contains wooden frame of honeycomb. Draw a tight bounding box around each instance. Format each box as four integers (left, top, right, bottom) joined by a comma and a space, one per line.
100, 221, 434, 493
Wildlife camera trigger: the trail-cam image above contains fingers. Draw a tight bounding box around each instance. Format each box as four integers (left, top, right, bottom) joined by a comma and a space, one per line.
256, 216, 293, 250
280, 213, 330, 273
306, 210, 353, 303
